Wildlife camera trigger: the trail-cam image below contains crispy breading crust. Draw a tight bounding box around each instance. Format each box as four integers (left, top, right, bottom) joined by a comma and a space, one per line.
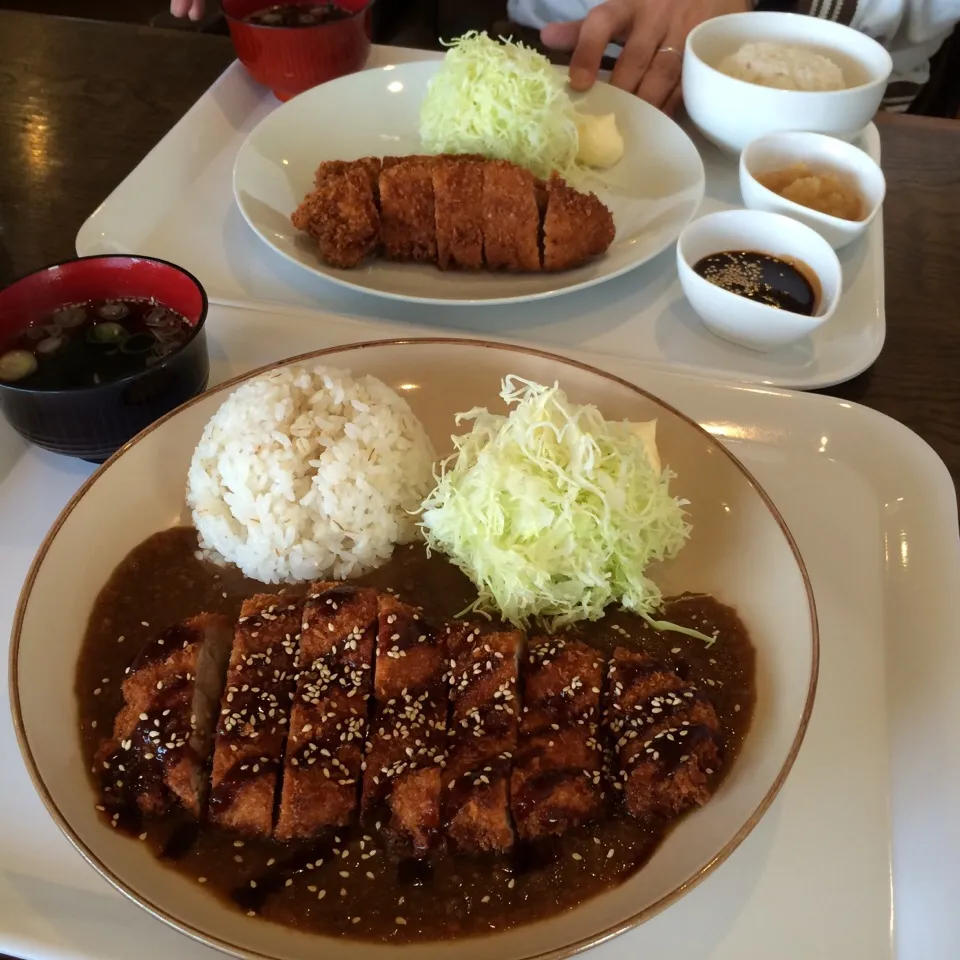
275, 583, 377, 841
543, 173, 616, 271
433, 161, 485, 270
606, 647, 722, 819
361, 596, 449, 855
208, 596, 301, 837
443, 623, 521, 854
291, 165, 380, 268
96, 614, 232, 820
481, 160, 541, 271
511, 636, 606, 840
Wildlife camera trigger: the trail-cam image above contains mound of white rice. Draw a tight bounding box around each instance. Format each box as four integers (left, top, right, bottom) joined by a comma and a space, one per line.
718, 42, 846, 92
186, 365, 436, 583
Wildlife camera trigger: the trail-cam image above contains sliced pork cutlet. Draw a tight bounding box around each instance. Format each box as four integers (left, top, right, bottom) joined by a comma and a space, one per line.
511, 636, 605, 841
443, 622, 521, 854
606, 647, 722, 820
275, 583, 377, 841
95, 614, 233, 822
481, 160, 541, 272
378, 161, 437, 262
208, 596, 301, 837
290, 165, 380, 268
433, 160, 485, 270
361, 596, 449, 856
382, 154, 485, 170
314, 156, 382, 193
542, 174, 615, 272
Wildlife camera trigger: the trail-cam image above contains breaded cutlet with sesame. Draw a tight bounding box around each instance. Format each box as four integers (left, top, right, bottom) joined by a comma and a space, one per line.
361, 596, 449, 856
378, 161, 437, 262
433, 160, 484, 270
443, 622, 521, 854
290, 165, 380, 269
208, 596, 302, 837
542, 173, 615, 272
510, 637, 606, 841
481, 160, 541, 272
605, 647, 722, 820
275, 583, 378, 841
95, 614, 232, 821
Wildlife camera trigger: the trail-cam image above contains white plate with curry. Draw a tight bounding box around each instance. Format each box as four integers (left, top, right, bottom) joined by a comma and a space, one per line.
11, 339, 816, 960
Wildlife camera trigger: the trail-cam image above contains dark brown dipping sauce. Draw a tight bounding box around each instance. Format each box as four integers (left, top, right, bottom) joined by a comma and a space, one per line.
242, 3, 351, 26
77, 528, 756, 943
694, 250, 817, 315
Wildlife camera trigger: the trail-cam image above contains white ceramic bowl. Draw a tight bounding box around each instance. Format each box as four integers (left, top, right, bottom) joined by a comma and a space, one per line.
11, 339, 818, 960
740, 131, 886, 250
683, 12, 893, 155
677, 209, 842, 352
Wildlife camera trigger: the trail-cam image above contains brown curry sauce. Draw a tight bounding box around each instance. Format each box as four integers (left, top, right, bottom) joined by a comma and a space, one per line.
77, 527, 755, 942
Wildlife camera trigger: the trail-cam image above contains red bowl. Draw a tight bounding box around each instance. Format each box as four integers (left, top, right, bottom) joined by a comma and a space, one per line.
223, 0, 372, 102
0, 255, 209, 462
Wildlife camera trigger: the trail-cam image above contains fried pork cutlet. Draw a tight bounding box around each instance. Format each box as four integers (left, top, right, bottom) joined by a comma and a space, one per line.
382, 154, 485, 171
511, 637, 605, 841
606, 647, 722, 820
314, 156, 381, 194
274, 583, 377, 841
95, 614, 233, 820
208, 596, 302, 837
433, 160, 484, 270
443, 623, 521, 854
361, 596, 449, 855
481, 160, 541, 272
379, 162, 437, 262
543, 173, 616, 272
291, 165, 380, 269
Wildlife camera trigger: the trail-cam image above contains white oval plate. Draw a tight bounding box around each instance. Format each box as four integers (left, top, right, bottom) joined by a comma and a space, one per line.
232, 61, 706, 305
12, 339, 816, 960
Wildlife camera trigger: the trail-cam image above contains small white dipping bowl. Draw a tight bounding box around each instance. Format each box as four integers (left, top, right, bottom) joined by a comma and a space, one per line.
683, 12, 892, 155
740, 131, 886, 250
677, 209, 842, 352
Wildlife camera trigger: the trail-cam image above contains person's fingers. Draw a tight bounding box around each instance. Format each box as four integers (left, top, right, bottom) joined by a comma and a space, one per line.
170, 0, 190, 16
188, 0, 205, 19
610, 14, 668, 93
567, 0, 633, 91
540, 19, 583, 52
663, 83, 683, 116
636, 42, 684, 108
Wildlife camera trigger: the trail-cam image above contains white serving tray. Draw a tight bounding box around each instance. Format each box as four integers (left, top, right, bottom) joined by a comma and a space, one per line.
2, 305, 957, 960
75, 49, 885, 391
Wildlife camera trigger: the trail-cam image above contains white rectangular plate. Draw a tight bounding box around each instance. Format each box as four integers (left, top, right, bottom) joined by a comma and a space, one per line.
2, 305, 956, 960
75, 50, 885, 390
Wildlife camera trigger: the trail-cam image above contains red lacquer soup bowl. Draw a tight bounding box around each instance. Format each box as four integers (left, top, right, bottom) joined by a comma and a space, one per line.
223, 0, 372, 102
0, 255, 209, 463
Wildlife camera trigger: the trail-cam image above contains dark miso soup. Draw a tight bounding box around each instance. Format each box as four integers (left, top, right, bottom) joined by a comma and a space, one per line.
242, 3, 351, 26
0, 299, 193, 389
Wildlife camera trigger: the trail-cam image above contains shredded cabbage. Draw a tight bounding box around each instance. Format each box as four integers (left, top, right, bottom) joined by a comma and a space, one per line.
419, 31, 580, 180
419, 376, 693, 630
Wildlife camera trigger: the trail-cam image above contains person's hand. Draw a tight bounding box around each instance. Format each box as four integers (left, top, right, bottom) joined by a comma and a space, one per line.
170, 0, 206, 19
541, 0, 750, 113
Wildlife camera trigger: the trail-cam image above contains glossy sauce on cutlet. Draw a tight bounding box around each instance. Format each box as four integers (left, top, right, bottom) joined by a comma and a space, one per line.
78, 529, 755, 942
